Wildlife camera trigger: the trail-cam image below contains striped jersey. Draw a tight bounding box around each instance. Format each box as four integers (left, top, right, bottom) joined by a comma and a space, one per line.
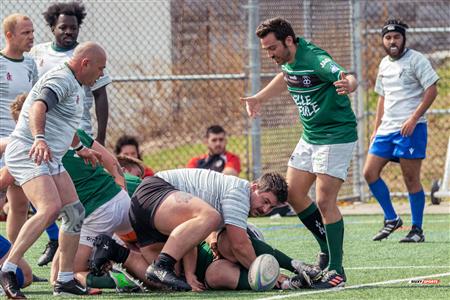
281, 38, 357, 145
10, 63, 84, 161
156, 168, 250, 229
0, 53, 38, 138
29, 42, 111, 136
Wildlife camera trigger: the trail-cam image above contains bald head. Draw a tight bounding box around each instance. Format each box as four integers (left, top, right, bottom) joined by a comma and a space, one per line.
3, 13, 31, 36
68, 41, 107, 86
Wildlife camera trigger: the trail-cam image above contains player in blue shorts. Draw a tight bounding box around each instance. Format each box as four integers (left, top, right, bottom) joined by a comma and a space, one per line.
363, 19, 439, 243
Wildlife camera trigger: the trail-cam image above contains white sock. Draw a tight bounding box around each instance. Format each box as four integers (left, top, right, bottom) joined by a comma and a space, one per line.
57, 271, 74, 283
1, 262, 18, 273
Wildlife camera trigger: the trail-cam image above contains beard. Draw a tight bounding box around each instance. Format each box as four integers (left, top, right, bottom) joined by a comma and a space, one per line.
383, 39, 406, 59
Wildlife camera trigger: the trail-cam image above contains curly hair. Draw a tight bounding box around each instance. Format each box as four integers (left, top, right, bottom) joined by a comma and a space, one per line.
254, 172, 288, 203
114, 135, 141, 159
10, 93, 27, 122
43, 1, 86, 27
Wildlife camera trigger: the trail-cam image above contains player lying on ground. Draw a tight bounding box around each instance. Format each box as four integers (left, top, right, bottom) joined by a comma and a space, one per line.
88, 223, 322, 291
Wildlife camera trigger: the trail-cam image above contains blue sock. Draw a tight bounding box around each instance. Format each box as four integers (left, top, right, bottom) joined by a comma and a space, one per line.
30, 204, 59, 241
16, 267, 24, 288
46, 222, 59, 241
409, 190, 425, 229
369, 178, 397, 220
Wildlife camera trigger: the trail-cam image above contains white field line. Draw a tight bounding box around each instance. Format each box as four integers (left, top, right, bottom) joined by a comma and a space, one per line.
257, 272, 450, 300
346, 265, 450, 270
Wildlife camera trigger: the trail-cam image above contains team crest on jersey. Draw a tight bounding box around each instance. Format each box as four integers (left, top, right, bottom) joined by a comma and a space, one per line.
76, 95, 80, 104
302, 76, 312, 87
6, 72, 12, 81
330, 64, 340, 74
28, 70, 32, 82
39, 58, 44, 67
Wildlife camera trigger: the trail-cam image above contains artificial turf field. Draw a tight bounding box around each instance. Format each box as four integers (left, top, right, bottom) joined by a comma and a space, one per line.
2, 213, 449, 299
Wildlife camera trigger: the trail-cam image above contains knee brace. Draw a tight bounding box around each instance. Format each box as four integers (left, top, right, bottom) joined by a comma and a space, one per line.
60, 201, 85, 234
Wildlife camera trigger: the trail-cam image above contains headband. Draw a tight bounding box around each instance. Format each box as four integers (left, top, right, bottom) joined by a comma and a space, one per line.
381, 24, 406, 37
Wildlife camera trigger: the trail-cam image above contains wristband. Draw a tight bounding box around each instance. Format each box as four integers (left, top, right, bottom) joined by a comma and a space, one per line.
34, 134, 45, 141
74, 143, 84, 152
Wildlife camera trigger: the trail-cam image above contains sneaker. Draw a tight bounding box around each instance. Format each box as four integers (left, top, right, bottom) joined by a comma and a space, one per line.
372, 218, 403, 241
53, 279, 90, 296
313, 269, 346, 289
316, 252, 329, 270
145, 262, 191, 291
281, 271, 312, 289
0, 271, 26, 299
110, 264, 144, 293
37, 240, 58, 266
399, 226, 425, 243
291, 260, 323, 282
89, 234, 116, 275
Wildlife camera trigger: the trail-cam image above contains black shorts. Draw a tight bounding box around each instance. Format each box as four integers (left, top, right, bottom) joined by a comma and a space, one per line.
129, 176, 178, 247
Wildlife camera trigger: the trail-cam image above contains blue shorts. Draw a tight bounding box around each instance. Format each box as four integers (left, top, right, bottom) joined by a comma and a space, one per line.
0, 234, 12, 259
369, 123, 427, 162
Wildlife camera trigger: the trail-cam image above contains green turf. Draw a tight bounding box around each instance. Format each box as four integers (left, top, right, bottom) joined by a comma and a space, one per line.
2, 213, 449, 299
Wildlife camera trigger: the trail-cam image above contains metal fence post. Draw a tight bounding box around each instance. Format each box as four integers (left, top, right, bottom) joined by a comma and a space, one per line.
351, 0, 367, 201
248, 0, 261, 180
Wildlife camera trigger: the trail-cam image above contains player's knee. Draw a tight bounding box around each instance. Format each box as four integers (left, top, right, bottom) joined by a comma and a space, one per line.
60, 201, 85, 234
363, 166, 378, 183
205, 260, 237, 289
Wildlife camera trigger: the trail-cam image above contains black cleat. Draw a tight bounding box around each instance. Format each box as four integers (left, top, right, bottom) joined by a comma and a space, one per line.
145, 262, 191, 291
291, 260, 323, 282
0, 271, 26, 299
32, 274, 48, 282
283, 271, 312, 289
37, 240, 58, 267
316, 252, 329, 270
89, 234, 116, 275
53, 278, 90, 296
313, 269, 346, 289
399, 226, 425, 243
372, 218, 403, 241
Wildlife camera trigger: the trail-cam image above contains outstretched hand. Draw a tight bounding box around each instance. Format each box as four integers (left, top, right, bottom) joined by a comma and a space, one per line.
77, 147, 103, 167
240, 96, 262, 117
334, 72, 354, 95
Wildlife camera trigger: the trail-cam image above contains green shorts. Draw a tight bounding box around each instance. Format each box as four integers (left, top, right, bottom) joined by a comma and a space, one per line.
195, 241, 214, 282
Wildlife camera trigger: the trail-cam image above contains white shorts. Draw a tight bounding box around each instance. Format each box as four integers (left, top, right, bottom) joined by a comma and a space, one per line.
288, 138, 356, 181
80, 189, 132, 247
4, 138, 65, 186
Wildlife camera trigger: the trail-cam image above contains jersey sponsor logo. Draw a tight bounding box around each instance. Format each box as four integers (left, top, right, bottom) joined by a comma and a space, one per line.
320, 57, 331, 68
292, 94, 320, 117
330, 64, 340, 73
6, 72, 12, 81
284, 72, 323, 89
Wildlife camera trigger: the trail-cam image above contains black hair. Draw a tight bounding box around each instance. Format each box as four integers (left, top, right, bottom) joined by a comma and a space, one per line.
43, 1, 86, 27
206, 125, 226, 138
114, 135, 142, 160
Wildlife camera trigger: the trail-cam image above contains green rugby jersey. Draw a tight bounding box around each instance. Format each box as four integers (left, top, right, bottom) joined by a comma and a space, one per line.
62, 129, 122, 217
124, 173, 142, 197
281, 38, 357, 145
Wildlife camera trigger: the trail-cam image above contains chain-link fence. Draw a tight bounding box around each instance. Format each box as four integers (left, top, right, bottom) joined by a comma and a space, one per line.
1, 0, 449, 201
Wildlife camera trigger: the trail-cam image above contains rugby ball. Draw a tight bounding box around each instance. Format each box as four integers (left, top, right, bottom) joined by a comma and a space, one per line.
248, 254, 280, 291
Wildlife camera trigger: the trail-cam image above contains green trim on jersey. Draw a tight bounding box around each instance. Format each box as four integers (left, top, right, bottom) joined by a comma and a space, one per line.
62, 129, 122, 217
0, 52, 24, 62
124, 173, 142, 198
51, 42, 78, 52
281, 38, 357, 144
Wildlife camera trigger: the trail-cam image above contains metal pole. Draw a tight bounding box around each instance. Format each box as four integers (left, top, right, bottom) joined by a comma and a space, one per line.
351, 0, 367, 201
303, 0, 312, 40
248, 0, 261, 179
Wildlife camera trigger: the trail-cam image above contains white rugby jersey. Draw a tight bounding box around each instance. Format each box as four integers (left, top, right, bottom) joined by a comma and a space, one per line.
30, 42, 111, 135
11, 63, 84, 160
156, 168, 251, 230
374, 49, 439, 135
0, 53, 38, 138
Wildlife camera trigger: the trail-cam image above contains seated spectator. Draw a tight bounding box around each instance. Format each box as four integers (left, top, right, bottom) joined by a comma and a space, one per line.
187, 125, 241, 176
114, 135, 154, 177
